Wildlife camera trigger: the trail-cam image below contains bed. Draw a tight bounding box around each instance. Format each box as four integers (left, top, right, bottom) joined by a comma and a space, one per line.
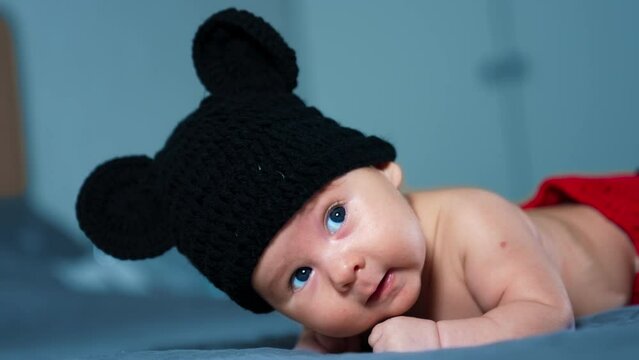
80, 306, 639, 359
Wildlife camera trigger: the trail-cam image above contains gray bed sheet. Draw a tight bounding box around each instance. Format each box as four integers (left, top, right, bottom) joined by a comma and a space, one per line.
83, 306, 639, 360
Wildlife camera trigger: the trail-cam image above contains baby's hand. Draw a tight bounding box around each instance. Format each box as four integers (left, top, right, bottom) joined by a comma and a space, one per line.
369, 316, 441, 352
294, 327, 361, 353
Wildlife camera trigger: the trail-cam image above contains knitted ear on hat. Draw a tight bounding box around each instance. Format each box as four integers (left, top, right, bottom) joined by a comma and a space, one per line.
192, 8, 298, 95
76, 156, 173, 259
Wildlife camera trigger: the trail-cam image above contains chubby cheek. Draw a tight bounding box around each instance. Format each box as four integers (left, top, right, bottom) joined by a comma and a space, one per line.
306, 307, 376, 338
392, 215, 426, 265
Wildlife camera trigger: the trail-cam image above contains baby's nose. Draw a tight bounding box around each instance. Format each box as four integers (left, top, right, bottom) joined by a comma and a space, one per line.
330, 255, 365, 293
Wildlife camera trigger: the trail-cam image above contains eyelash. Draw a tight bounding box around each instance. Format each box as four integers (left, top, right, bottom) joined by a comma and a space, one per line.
324, 202, 345, 232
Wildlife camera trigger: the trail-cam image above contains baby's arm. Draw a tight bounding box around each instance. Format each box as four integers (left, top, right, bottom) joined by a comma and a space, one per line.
370, 189, 573, 352
441, 189, 573, 346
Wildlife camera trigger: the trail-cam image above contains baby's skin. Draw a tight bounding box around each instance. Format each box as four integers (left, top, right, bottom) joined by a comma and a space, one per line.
252, 162, 638, 353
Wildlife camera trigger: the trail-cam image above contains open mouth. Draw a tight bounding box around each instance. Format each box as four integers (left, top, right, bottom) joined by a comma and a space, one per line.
366, 270, 393, 305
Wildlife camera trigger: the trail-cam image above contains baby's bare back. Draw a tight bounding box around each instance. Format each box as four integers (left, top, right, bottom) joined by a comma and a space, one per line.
408, 189, 636, 324
526, 204, 637, 316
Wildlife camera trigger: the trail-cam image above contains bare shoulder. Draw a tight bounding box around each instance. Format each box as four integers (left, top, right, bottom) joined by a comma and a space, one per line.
406, 187, 527, 230
406, 188, 561, 314
436, 188, 537, 249
411, 188, 570, 313
405, 187, 537, 260
406, 187, 511, 205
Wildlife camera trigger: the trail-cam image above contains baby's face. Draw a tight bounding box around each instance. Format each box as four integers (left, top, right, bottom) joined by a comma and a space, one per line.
252, 163, 427, 337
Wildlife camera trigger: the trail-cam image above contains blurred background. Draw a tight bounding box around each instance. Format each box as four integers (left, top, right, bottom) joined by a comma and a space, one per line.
1, 0, 638, 358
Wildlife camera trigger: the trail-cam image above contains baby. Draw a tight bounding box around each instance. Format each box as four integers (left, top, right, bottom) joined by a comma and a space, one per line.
76, 8, 639, 353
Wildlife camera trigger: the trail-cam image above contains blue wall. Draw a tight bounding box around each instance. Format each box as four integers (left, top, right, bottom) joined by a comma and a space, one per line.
292, 0, 639, 198
1, 0, 638, 295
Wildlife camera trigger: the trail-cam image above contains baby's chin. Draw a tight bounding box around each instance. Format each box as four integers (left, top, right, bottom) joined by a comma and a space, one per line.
313, 322, 373, 339
310, 312, 397, 338
317, 297, 420, 337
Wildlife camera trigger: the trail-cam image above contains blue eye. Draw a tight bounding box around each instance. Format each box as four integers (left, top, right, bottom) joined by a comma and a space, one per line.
326, 205, 346, 234
291, 267, 313, 290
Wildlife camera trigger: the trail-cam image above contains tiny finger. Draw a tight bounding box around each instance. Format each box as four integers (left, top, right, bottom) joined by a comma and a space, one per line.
368, 326, 382, 348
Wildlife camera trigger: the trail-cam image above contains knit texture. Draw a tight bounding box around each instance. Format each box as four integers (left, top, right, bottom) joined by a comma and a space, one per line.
75, 8, 395, 313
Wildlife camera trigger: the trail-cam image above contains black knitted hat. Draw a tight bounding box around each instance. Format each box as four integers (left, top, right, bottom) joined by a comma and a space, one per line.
76, 8, 395, 313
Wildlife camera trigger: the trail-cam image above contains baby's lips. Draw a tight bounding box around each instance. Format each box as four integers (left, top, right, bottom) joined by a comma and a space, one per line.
366, 270, 391, 305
